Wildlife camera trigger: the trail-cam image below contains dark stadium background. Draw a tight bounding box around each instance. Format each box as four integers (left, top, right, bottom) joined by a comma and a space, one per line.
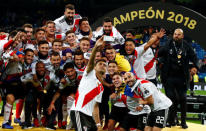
0, 0, 206, 127
0, 0, 205, 32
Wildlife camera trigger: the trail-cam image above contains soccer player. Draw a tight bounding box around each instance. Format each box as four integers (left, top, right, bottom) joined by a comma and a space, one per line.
121, 29, 165, 79
79, 37, 91, 53
20, 61, 60, 130
45, 20, 56, 47
50, 39, 63, 58
70, 36, 106, 131
63, 30, 78, 51
75, 17, 93, 40
108, 72, 129, 131
48, 62, 82, 129
73, 50, 86, 77
93, 17, 125, 51
105, 45, 131, 72
32, 40, 51, 73
22, 23, 33, 44
99, 60, 117, 130
1, 48, 34, 129
25, 28, 46, 54
124, 72, 172, 131
54, 4, 81, 34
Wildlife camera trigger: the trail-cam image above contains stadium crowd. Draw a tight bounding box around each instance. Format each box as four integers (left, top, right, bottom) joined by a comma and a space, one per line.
0, 3, 201, 131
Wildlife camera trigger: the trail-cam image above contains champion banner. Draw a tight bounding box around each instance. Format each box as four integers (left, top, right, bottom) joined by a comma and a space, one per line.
92, 2, 206, 49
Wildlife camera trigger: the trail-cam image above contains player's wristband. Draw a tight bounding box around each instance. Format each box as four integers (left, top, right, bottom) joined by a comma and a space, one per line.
139, 104, 144, 108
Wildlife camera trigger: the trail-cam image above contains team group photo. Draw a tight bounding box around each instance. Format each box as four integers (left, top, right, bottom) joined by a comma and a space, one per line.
0, 0, 206, 131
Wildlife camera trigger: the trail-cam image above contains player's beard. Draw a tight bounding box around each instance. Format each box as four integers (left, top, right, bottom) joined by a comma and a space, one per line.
65, 16, 74, 25
174, 38, 182, 44
128, 79, 136, 87
103, 30, 111, 36
53, 65, 60, 70
98, 70, 105, 76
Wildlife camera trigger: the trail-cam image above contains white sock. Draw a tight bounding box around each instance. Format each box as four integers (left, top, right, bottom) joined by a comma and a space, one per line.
67, 96, 74, 116
15, 99, 19, 103
67, 96, 74, 128
3, 103, 12, 124
62, 104, 67, 122
20, 107, 25, 123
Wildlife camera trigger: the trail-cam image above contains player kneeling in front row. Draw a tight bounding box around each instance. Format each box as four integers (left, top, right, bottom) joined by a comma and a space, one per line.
110, 72, 151, 131
124, 72, 172, 131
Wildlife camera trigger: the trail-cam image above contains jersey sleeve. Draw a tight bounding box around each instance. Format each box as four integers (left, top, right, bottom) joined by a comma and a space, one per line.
20, 73, 33, 83
139, 83, 153, 99
0, 42, 4, 55
50, 72, 60, 84
31, 62, 36, 74
115, 31, 125, 45
135, 46, 145, 57
54, 19, 61, 33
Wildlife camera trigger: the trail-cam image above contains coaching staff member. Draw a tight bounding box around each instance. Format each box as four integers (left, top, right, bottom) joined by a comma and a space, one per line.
158, 28, 198, 129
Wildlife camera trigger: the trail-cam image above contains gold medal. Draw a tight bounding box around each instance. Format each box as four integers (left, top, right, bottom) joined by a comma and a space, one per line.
43, 90, 47, 94
177, 55, 181, 59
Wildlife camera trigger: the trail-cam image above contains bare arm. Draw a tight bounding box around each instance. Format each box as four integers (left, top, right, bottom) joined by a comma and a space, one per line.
101, 80, 113, 88
48, 91, 60, 115
144, 28, 166, 51
51, 91, 61, 104
139, 95, 154, 105
93, 102, 102, 130
86, 36, 104, 73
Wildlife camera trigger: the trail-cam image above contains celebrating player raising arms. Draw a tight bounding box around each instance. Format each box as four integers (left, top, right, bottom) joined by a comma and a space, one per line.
70, 36, 106, 131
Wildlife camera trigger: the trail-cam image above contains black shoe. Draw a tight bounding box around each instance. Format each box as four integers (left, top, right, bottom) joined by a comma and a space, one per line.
181, 123, 188, 129
46, 126, 56, 130
22, 125, 33, 129
166, 121, 176, 127
171, 122, 176, 126
8, 120, 11, 125
61, 125, 66, 129
166, 123, 171, 128
176, 120, 181, 126
190, 91, 194, 96
20, 122, 25, 126
21, 123, 33, 129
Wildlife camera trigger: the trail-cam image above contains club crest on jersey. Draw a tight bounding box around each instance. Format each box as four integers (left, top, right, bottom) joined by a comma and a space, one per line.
143, 88, 149, 95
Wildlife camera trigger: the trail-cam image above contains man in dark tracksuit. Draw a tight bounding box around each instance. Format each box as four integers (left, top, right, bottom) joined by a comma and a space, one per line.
158, 29, 198, 129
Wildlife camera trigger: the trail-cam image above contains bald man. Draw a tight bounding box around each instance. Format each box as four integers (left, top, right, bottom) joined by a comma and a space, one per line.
158, 28, 198, 129
123, 72, 172, 131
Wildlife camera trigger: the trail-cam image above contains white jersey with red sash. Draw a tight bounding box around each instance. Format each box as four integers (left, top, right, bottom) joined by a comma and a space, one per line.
123, 85, 151, 115
32, 55, 51, 74
93, 26, 124, 50
127, 46, 146, 79
131, 79, 172, 111
59, 72, 82, 90
54, 14, 82, 34
74, 65, 86, 78
2, 60, 32, 83
142, 44, 158, 80
21, 71, 59, 92
71, 69, 104, 116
